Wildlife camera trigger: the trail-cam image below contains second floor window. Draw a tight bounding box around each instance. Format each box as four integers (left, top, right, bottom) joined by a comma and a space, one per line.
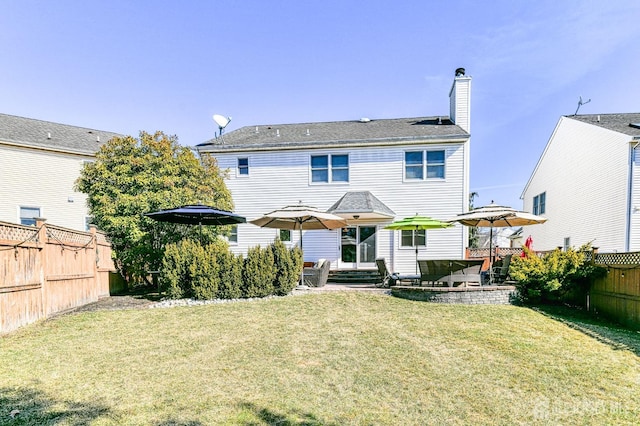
533, 192, 546, 215
405, 150, 445, 180
238, 158, 249, 176
311, 154, 349, 183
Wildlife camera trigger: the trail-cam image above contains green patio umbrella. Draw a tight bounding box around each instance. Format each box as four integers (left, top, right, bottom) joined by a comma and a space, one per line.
385, 215, 453, 273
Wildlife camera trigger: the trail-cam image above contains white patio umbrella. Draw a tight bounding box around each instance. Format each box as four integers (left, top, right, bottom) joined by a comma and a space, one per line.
447, 202, 547, 282
250, 204, 347, 284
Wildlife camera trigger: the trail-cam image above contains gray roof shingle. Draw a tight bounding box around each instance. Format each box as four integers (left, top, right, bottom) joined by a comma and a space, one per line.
327, 191, 395, 217
569, 113, 640, 138
198, 116, 469, 152
0, 113, 122, 155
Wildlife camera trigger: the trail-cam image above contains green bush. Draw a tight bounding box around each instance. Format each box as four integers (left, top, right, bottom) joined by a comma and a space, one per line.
271, 239, 302, 295
161, 239, 303, 300
217, 250, 243, 299
510, 243, 605, 305
160, 239, 203, 299
242, 245, 276, 298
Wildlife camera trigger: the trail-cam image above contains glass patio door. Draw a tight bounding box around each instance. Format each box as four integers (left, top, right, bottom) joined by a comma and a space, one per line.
340, 226, 377, 269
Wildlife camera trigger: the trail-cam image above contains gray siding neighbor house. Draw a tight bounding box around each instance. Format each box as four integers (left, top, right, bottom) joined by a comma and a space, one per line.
198, 69, 473, 275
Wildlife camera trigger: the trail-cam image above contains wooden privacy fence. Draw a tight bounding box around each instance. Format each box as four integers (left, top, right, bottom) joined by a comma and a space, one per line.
0, 218, 117, 334
591, 251, 640, 330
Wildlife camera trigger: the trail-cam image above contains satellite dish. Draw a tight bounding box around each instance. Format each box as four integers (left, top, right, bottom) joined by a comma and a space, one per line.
213, 114, 231, 129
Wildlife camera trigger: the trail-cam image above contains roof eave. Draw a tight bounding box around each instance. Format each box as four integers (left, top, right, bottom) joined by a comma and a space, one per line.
199, 134, 470, 154
0, 139, 98, 156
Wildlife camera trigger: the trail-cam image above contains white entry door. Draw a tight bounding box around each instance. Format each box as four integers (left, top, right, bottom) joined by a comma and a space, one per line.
339, 226, 377, 269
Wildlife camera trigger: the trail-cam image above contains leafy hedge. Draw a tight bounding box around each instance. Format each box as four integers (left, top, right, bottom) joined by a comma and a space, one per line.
509, 243, 606, 305
159, 238, 302, 300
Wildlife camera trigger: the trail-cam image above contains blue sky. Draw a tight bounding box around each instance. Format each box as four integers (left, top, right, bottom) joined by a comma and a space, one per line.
2, 0, 639, 210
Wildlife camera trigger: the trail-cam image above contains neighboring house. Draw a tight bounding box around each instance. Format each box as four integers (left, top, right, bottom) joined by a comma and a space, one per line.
477, 227, 519, 249
198, 69, 473, 274
0, 114, 121, 230
522, 113, 640, 252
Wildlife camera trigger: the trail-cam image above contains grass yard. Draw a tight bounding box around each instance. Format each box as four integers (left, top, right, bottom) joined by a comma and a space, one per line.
2, 292, 640, 425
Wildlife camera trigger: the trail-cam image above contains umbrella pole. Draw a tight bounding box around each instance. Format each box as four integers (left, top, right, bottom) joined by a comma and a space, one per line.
299, 224, 304, 286
488, 226, 494, 284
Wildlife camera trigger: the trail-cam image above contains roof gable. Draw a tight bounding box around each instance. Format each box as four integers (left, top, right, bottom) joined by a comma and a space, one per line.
0, 113, 122, 155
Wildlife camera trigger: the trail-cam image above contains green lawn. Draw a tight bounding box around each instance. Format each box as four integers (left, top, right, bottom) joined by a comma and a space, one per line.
2, 292, 640, 425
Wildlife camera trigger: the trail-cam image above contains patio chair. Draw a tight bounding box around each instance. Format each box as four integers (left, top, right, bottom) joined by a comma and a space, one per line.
375, 258, 420, 287
491, 254, 512, 284
303, 259, 331, 287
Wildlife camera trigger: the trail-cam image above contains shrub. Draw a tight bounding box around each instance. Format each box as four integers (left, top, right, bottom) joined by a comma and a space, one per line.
217, 250, 243, 299
510, 243, 605, 305
271, 239, 301, 295
160, 239, 203, 299
242, 245, 276, 298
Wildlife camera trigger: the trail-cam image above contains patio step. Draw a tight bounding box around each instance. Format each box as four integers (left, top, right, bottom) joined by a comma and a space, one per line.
328, 269, 381, 284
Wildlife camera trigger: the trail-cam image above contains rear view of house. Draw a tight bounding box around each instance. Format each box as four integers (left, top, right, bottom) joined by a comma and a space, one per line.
198, 69, 473, 274
522, 113, 640, 252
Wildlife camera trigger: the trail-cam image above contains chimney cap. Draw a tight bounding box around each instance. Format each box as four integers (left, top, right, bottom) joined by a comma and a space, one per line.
455, 67, 466, 77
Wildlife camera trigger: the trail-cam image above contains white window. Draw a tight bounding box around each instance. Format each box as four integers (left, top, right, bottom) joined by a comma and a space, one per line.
405, 150, 445, 180
20, 206, 40, 226
228, 225, 238, 244
237, 158, 249, 176
401, 230, 426, 247
311, 154, 349, 183
85, 216, 94, 231
279, 229, 291, 242
426, 150, 445, 179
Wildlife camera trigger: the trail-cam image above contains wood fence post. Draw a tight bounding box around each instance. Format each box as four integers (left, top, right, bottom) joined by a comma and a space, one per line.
35, 217, 47, 318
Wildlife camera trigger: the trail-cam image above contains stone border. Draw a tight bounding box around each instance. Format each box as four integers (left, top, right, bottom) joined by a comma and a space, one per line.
390, 285, 518, 304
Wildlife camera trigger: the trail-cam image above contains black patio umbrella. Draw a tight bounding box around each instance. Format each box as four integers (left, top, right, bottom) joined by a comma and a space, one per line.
144, 204, 246, 241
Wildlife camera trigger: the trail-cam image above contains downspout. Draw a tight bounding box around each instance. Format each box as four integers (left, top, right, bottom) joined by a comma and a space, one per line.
626, 139, 640, 251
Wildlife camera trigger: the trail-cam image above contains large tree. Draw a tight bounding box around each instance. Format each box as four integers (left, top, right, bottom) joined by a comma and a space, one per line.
76, 131, 233, 285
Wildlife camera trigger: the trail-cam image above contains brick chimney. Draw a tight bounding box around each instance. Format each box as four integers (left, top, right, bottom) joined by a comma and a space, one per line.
449, 67, 471, 133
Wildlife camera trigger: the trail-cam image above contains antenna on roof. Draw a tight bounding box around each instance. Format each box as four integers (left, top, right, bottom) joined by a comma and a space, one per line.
574, 96, 591, 116
213, 114, 231, 143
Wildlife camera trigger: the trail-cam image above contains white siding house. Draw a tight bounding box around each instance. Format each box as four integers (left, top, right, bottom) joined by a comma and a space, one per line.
521, 113, 640, 252
0, 114, 121, 230
198, 69, 473, 274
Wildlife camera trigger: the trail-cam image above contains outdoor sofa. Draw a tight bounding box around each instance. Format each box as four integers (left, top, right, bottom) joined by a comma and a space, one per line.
417, 259, 484, 287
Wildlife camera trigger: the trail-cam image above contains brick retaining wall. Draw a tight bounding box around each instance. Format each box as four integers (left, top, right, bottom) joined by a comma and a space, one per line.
391, 286, 517, 305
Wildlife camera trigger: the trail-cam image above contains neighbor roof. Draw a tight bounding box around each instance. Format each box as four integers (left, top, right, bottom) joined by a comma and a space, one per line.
0, 113, 122, 155
197, 116, 469, 152
569, 113, 640, 138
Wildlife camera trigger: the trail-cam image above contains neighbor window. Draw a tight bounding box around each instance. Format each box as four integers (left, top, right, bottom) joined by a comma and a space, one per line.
405, 150, 445, 180
279, 229, 291, 242
401, 229, 426, 247
228, 225, 238, 243
533, 192, 546, 215
563, 237, 571, 251
311, 154, 349, 183
20, 207, 40, 226
237, 158, 249, 176
85, 216, 94, 231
